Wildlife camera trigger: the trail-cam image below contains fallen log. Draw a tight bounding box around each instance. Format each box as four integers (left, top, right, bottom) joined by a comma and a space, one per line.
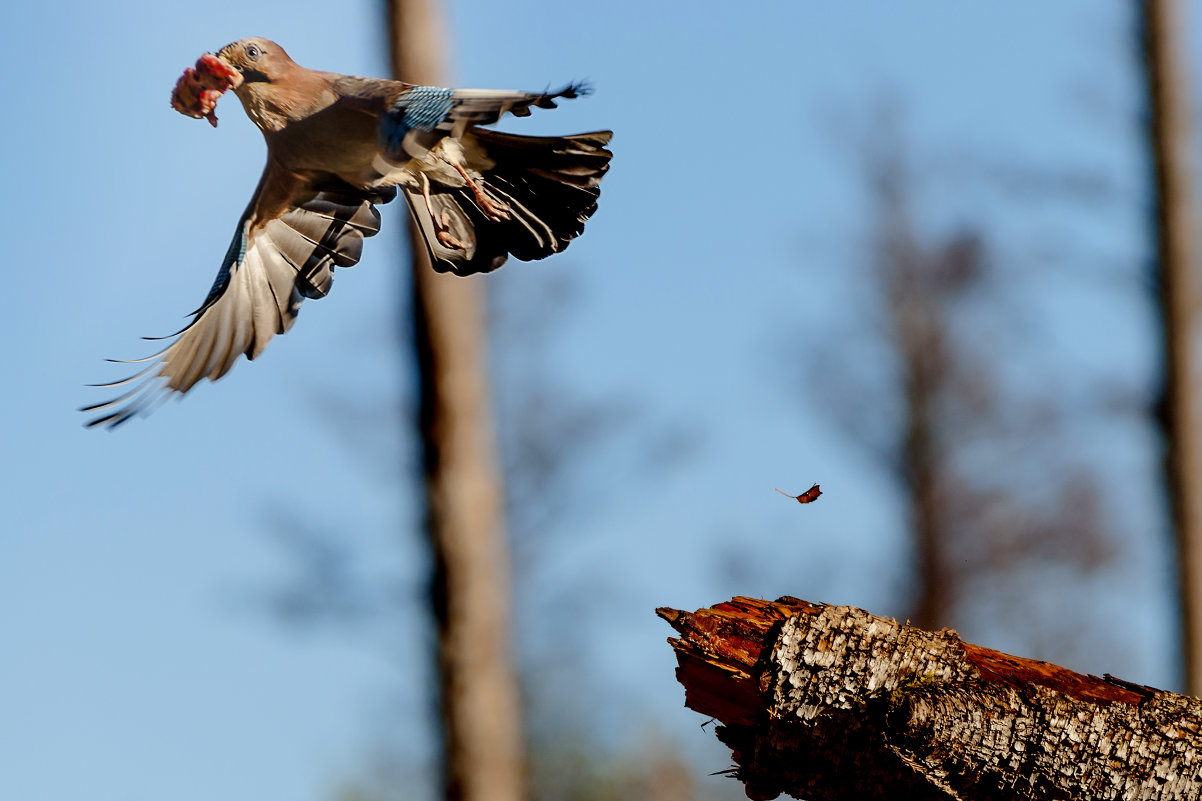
658, 597, 1202, 800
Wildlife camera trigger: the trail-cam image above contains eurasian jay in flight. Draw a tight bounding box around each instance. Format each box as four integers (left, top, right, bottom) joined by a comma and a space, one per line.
84, 37, 612, 428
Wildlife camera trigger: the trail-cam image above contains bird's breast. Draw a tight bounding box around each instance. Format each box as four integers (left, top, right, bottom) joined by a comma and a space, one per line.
268, 101, 384, 178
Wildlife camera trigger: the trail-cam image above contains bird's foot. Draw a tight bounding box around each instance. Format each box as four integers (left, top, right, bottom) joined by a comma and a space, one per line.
474, 191, 511, 222
420, 172, 467, 250
453, 164, 511, 221
435, 212, 468, 250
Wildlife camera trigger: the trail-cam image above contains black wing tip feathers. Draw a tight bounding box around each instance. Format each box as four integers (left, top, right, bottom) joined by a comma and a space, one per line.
532, 81, 593, 110
83, 406, 145, 429
560, 80, 593, 98
79, 371, 163, 429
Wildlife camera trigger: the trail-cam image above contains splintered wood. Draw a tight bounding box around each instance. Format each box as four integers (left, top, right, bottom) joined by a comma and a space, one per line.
657, 597, 1202, 800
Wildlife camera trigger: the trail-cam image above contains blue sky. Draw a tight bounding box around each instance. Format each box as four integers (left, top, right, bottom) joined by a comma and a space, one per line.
0, 2, 1194, 800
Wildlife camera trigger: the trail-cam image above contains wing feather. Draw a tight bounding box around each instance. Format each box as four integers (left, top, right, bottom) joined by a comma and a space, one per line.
382, 83, 590, 160
244, 246, 279, 360
83, 174, 394, 428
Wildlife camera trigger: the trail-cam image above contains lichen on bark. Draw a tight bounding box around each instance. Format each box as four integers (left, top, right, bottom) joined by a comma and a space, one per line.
659, 597, 1202, 800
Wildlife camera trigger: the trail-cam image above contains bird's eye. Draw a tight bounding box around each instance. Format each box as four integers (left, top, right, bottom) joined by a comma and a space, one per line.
245, 44, 261, 60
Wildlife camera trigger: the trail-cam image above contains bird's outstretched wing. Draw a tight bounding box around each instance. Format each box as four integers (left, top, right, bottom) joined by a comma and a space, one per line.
83, 170, 395, 428
379, 82, 591, 159
370, 82, 611, 275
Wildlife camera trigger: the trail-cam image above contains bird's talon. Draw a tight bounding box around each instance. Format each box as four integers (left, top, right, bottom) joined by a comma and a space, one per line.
452, 162, 511, 221
481, 197, 511, 221
435, 213, 466, 248
437, 229, 467, 249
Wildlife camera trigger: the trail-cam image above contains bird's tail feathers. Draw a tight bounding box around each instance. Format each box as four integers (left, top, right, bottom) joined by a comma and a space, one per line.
404, 129, 612, 275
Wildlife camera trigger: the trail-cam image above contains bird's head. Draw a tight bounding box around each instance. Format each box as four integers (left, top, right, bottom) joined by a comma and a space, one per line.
216, 38, 295, 86
212, 38, 317, 132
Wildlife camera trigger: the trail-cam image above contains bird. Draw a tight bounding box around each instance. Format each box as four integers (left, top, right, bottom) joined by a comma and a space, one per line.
83, 37, 612, 428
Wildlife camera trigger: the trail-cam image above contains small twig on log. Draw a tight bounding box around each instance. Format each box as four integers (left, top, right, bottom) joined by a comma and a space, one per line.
658, 597, 1200, 801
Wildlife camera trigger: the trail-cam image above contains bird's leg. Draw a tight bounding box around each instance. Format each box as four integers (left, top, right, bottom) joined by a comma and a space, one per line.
421, 172, 467, 250
452, 163, 511, 221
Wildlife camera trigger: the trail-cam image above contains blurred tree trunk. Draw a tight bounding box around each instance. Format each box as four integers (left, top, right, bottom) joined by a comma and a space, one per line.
661, 596, 1202, 801
848, 125, 1115, 641
1140, 0, 1202, 695
385, 3, 527, 800
872, 149, 950, 631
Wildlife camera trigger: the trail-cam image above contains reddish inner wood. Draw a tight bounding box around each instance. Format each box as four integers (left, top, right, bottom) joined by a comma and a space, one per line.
960, 642, 1152, 706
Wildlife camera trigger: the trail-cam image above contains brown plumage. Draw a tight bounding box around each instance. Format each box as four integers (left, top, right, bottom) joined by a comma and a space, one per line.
84, 37, 612, 428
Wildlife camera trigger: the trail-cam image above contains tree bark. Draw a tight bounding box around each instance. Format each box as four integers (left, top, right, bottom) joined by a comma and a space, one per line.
385, 3, 526, 800
659, 596, 1202, 801
1140, 0, 1202, 696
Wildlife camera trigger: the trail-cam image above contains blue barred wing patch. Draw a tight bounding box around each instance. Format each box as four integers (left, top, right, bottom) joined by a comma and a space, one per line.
381, 86, 455, 151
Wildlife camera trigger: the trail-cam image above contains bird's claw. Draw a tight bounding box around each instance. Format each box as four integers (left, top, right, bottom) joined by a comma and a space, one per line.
476, 194, 511, 222
436, 229, 468, 249
435, 212, 468, 250
452, 163, 511, 221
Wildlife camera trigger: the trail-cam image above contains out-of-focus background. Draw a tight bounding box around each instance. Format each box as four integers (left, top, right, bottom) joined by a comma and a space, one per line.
2, 1, 1199, 799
